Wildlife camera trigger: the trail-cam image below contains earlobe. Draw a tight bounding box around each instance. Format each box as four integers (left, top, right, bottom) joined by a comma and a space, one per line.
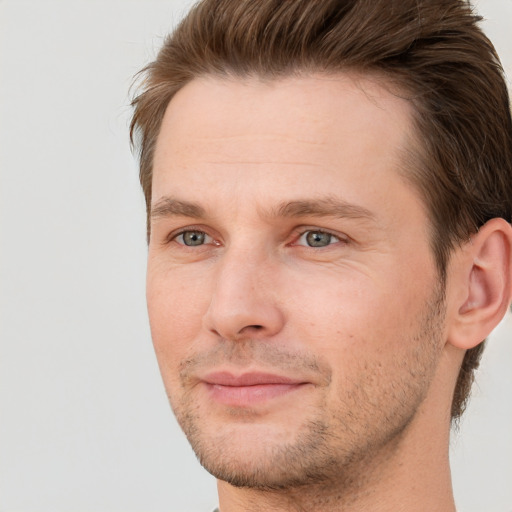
448, 218, 512, 350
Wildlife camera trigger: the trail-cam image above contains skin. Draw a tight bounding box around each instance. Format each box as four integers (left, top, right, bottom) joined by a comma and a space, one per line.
146, 74, 509, 511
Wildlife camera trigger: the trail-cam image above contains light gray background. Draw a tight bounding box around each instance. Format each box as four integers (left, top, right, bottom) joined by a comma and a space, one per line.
0, 1, 511, 511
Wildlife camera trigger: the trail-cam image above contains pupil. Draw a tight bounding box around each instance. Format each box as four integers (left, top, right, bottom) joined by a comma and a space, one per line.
184, 231, 205, 246
306, 231, 331, 247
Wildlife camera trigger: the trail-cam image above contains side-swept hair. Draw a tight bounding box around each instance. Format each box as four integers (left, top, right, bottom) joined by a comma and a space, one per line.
130, 0, 512, 420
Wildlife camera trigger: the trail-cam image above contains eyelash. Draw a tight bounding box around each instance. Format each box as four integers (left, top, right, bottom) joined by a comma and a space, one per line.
294, 229, 344, 248
165, 227, 346, 249
165, 227, 216, 247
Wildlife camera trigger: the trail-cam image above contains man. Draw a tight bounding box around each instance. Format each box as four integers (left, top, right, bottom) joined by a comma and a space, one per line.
130, 0, 512, 510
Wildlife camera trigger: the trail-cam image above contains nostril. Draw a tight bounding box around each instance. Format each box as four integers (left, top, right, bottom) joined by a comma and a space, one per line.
233, 324, 265, 339
243, 324, 264, 332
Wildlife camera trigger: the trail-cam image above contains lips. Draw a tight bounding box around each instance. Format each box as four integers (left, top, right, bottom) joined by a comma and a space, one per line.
204, 371, 304, 386
202, 371, 308, 407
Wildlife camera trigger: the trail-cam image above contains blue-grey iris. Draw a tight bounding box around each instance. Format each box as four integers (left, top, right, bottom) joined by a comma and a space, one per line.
183, 231, 205, 246
306, 231, 332, 247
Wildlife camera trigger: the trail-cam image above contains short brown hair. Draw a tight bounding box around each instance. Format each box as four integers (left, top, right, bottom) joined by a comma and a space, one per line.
130, 0, 512, 420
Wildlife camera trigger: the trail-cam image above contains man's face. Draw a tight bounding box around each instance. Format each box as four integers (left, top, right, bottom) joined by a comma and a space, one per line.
147, 74, 447, 489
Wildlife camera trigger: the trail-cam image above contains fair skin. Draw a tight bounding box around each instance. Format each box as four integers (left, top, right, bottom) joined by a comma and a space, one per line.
147, 74, 512, 511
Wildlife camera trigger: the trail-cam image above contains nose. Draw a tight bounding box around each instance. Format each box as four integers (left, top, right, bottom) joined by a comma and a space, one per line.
202, 248, 285, 341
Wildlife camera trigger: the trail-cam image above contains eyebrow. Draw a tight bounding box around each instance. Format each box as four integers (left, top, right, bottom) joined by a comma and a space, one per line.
151, 197, 206, 220
150, 195, 376, 222
270, 197, 376, 221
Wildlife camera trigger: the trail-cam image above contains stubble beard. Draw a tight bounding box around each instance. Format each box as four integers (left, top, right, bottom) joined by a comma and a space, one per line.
168, 284, 446, 493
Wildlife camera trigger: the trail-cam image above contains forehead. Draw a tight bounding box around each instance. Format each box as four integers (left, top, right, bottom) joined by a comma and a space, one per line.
155, 72, 413, 158
151, 73, 419, 218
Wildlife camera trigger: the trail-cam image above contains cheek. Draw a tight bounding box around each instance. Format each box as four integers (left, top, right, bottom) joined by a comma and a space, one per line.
146, 266, 212, 362
284, 267, 388, 330
286, 262, 434, 356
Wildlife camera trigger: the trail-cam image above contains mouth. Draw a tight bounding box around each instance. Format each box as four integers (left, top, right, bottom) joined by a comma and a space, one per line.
201, 371, 310, 407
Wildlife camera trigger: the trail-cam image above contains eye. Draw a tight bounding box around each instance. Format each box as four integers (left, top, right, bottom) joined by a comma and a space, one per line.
175, 230, 213, 246
296, 230, 340, 248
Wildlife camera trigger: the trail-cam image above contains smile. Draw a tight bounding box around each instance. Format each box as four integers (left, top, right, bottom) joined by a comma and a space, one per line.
202, 371, 310, 407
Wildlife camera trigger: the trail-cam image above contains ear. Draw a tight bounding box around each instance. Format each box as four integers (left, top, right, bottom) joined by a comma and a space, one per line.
447, 218, 512, 350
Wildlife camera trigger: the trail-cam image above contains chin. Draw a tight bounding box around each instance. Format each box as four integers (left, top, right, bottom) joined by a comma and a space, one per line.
180, 414, 354, 490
